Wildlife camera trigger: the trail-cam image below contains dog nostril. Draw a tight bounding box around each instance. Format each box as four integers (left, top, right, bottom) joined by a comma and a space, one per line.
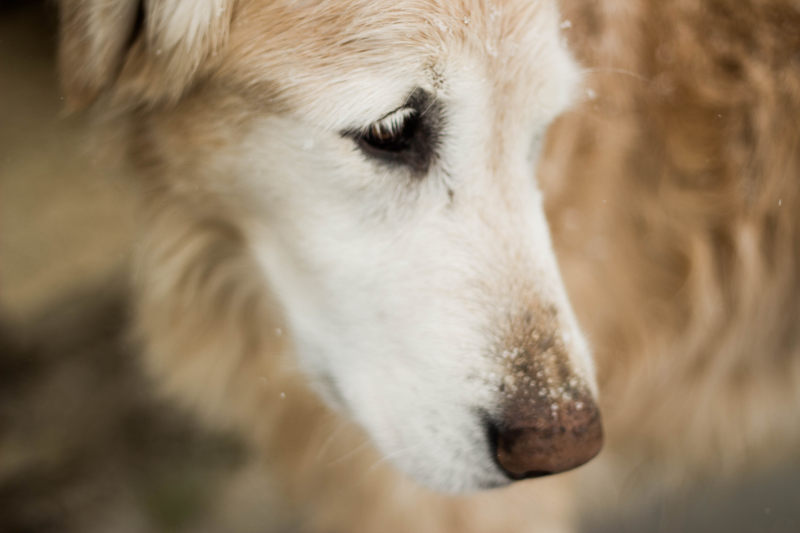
489, 400, 603, 481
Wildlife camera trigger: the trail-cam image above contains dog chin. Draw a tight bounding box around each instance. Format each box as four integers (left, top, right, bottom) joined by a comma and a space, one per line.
381, 450, 511, 493
404, 466, 511, 494
299, 356, 511, 493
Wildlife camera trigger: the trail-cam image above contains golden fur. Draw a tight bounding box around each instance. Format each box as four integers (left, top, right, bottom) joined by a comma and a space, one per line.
58, 0, 800, 531
545, 0, 800, 502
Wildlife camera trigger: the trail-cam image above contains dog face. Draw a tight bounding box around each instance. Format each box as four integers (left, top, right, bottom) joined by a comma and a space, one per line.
60, 0, 602, 491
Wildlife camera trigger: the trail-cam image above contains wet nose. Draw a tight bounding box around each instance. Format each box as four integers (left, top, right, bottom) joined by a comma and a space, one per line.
490, 398, 603, 480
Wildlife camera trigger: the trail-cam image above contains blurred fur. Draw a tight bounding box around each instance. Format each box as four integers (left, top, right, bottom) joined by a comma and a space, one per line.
544, 0, 800, 504
56, 0, 800, 531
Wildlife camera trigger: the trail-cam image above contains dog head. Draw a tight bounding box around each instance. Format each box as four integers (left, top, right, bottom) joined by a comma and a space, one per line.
59, 0, 602, 491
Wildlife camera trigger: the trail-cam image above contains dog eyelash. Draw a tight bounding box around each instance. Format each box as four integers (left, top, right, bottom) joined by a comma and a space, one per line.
360, 107, 419, 153
367, 107, 416, 140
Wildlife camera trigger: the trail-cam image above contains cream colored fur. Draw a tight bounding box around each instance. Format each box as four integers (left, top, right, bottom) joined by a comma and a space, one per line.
58, 0, 800, 531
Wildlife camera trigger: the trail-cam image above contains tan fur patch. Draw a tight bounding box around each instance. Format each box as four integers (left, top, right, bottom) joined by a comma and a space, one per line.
542, 0, 800, 504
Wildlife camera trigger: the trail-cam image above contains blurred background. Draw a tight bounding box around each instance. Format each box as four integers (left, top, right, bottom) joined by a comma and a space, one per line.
1, 4, 248, 532
1, 1, 798, 532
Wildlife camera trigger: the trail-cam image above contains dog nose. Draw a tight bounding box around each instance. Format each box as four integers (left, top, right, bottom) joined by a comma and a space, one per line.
490, 398, 603, 480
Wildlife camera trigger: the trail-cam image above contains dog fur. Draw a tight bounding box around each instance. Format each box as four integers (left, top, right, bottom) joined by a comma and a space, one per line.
57, 0, 800, 531
545, 0, 800, 501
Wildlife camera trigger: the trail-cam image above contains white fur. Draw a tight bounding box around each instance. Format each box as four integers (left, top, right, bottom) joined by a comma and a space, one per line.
232, 40, 594, 490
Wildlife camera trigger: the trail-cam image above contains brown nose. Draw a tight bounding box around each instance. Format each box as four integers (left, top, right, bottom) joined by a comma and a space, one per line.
491, 398, 603, 479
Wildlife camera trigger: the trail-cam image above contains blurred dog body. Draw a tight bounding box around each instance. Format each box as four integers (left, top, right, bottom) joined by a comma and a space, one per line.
545, 0, 800, 502
56, 0, 800, 532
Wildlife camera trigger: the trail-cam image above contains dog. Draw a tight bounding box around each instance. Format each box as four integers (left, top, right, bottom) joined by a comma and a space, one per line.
57, 0, 800, 531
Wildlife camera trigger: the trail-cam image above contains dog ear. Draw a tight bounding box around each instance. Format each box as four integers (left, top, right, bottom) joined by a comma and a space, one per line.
58, 0, 234, 110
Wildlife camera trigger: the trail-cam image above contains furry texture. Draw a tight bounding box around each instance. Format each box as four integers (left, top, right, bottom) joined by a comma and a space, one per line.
57, 0, 800, 531
543, 0, 800, 504
60, 0, 233, 109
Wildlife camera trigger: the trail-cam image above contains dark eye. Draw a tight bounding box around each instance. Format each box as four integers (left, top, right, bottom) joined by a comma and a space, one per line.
344, 88, 441, 176
359, 107, 420, 154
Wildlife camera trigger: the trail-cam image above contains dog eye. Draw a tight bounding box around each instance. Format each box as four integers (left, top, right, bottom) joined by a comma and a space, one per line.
359, 107, 420, 154
344, 88, 440, 176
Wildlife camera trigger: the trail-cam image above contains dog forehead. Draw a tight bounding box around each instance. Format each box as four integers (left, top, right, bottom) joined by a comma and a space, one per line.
221, 0, 567, 127
228, 0, 557, 53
